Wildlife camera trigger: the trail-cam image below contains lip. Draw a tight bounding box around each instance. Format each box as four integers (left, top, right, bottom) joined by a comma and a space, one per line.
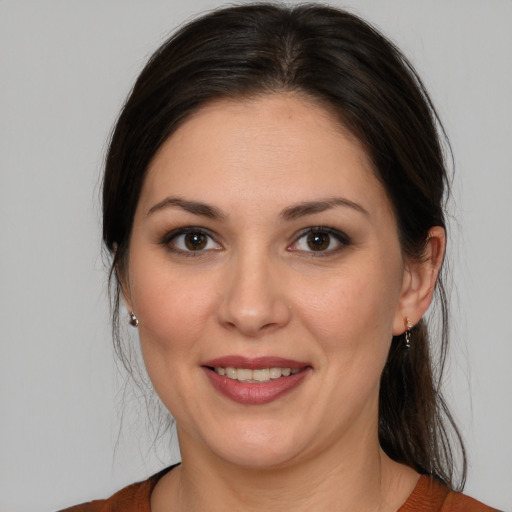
202, 356, 311, 405
203, 356, 310, 370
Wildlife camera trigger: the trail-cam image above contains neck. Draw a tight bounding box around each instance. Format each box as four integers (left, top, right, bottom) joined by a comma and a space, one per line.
151, 424, 419, 512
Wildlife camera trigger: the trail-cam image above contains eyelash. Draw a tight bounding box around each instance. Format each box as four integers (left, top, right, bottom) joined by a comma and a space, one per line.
160, 226, 351, 257
161, 227, 222, 257
288, 227, 351, 257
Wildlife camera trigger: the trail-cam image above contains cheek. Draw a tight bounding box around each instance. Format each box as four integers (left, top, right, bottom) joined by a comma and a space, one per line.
140, 287, 210, 351
129, 266, 218, 417
297, 273, 401, 346
128, 252, 216, 363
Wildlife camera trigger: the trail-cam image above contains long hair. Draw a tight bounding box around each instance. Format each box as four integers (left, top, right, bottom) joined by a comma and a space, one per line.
102, 3, 466, 489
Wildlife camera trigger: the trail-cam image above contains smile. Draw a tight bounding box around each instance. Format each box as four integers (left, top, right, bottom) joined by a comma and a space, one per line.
213, 367, 300, 382
202, 357, 311, 405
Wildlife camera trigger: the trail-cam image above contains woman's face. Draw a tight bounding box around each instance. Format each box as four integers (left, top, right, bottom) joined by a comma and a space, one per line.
125, 93, 415, 468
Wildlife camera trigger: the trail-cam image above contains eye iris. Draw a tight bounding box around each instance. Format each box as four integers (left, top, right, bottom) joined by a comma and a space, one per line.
184, 233, 207, 250
307, 232, 330, 251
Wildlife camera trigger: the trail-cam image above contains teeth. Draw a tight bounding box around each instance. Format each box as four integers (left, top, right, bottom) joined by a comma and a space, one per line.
253, 369, 270, 382
269, 367, 281, 379
214, 367, 301, 382
237, 368, 252, 381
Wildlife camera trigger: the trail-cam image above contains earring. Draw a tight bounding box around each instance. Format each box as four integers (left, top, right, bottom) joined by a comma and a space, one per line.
129, 312, 139, 327
404, 318, 412, 349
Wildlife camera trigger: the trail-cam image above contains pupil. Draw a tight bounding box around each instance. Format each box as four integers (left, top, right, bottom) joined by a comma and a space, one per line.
185, 233, 207, 250
307, 232, 329, 251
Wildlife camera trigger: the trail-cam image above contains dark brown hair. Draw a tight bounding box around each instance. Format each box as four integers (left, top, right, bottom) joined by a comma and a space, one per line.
103, 3, 466, 489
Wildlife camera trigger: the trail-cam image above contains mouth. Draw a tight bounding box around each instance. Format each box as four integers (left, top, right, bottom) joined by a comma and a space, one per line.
202, 356, 311, 404
209, 366, 300, 382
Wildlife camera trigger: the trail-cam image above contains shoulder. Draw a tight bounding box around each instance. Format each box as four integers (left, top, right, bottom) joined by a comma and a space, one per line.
57, 480, 152, 512
442, 491, 502, 512
400, 475, 501, 512
57, 465, 176, 512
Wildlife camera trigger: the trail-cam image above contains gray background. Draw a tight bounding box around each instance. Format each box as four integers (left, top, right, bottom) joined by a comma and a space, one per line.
1, 1, 511, 510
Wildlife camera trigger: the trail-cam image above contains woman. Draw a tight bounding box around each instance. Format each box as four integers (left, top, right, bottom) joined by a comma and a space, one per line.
62, 3, 498, 511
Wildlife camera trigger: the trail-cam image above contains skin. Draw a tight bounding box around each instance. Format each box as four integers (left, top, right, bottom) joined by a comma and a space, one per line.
122, 93, 445, 512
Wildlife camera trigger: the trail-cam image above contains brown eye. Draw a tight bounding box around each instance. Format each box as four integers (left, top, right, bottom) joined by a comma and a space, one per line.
184, 232, 207, 250
289, 227, 350, 255
307, 232, 330, 251
164, 228, 222, 254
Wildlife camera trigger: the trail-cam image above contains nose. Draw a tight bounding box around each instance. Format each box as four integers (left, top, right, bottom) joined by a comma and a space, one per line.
216, 250, 292, 338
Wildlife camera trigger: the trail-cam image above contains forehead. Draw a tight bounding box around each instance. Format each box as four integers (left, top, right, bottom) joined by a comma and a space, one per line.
138, 93, 391, 219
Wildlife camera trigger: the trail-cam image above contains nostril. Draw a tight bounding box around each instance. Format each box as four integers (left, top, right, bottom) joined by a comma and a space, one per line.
215, 266, 293, 336
217, 300, 292, 337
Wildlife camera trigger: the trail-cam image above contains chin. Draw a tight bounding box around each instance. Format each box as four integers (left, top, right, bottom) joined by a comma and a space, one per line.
217, 443, 300, 470
202, 421, 309, 470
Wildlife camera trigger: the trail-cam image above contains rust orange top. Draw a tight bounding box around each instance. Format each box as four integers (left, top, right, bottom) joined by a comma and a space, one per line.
59, 467, 500, 512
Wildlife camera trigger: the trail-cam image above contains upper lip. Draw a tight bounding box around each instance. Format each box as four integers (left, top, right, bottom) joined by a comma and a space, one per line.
202, 356, 310, 370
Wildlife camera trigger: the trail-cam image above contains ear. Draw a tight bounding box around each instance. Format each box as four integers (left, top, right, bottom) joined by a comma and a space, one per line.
392, 226, 446, 335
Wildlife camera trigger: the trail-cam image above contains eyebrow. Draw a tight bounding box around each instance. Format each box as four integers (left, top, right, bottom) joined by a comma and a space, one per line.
147, 196, 368, 221
280, 198, 369, 221
147, 196, 226, 220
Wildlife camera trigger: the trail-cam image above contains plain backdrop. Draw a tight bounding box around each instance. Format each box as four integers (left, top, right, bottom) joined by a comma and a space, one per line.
1, 1, 511, 510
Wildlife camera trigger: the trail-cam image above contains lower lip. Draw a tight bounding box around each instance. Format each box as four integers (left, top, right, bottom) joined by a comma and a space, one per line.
203, 367, 310, 405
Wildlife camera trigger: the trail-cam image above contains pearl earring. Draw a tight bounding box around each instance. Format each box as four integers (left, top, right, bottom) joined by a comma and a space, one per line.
129, 312, 139, 327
